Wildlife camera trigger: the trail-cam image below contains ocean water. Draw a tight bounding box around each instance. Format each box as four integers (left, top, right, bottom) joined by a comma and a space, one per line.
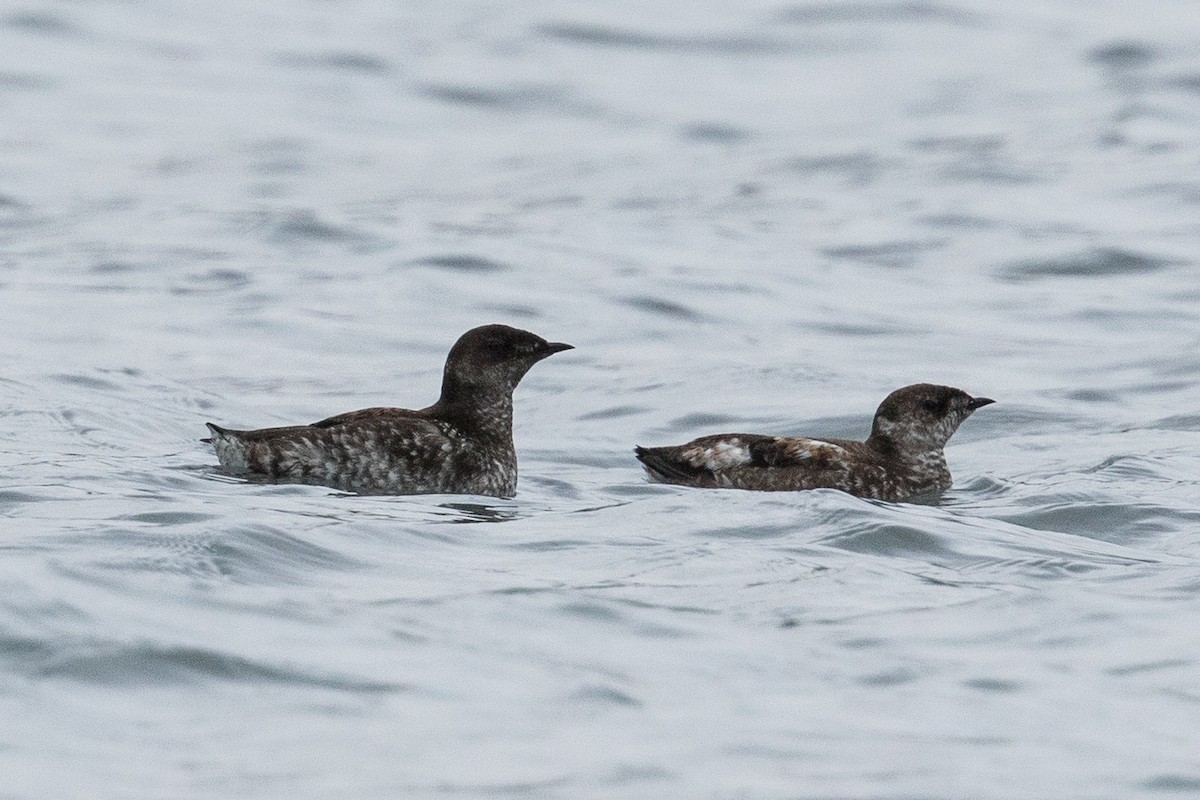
3, 0, 1200, 796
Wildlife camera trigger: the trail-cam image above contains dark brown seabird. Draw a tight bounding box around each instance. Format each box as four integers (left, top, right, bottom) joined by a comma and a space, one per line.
204, 324, 572, 496
635, 383, 994, 502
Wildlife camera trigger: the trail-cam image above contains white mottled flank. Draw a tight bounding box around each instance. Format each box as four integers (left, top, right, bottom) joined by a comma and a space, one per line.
212, 417, 518, 496
779, 438, 848, 460
682, 438, 752, 470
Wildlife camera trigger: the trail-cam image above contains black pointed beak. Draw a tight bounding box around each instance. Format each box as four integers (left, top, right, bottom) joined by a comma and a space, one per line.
968, 396, 995, 410
542, 341, 574, 356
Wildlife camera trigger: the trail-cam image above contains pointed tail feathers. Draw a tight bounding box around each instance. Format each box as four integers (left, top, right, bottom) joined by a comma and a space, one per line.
635, 445, 705, 484
200, 422, 229, 445
203, 423, 253, 473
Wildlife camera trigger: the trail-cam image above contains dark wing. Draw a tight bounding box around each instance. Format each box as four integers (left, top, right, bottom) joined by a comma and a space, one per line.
205, 408, 431, 445
636, 432, 867, 489
310, 407, 424, 428
746, 436, 857, 469
635, 434, 774, 485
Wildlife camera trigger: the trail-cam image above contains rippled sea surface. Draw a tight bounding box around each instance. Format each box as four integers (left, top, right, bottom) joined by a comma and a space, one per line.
4, 1, 1200, 797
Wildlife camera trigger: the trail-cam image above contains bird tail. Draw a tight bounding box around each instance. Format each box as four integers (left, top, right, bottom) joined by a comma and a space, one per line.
634, 445, 705, 484
200, 422, 228, 445
203, 423, 252, 473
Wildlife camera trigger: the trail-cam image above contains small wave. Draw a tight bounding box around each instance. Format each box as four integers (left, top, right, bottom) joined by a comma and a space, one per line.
774, 2, 983, 26
1000, 248, 1173, 281
816, 520, 949, 559
570, 684, 642, 707
961, 677, 1023, 693
793, 497, 1185, 581
536, 21, 799, 56
273, 50, 393, 75
678, 123, 751, 144
1088, 40, 1158, 69
35, 641, 401, 692
667, 412, 740, 429
993, 501, 1194, 544
72, 524, 364, 584
115, 511, 218, 526
48, 372, 122, 392
269, 210, 372, 245
1137, 414, 1200, 431
619, 295, 707, 322
822, 238, 947, 268
0, 71, 53, 91
2, 10, 78, 36
777, 150, 884, 182
170, 267, 251, 296
197, 524, 365, 581
1141, 774, 1200, 793
418, 82, 595, 115
576, 404, 650, 421
436, 501, 523, 523
405, 254, 511, 273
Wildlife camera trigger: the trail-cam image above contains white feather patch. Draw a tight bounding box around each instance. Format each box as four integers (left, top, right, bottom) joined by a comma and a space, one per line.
783, 438, 848, 461
682, 439, 753, 471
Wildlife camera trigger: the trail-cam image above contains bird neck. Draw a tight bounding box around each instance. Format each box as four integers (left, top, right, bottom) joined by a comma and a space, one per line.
866, 433, 944, 465
435, 377, 515, 439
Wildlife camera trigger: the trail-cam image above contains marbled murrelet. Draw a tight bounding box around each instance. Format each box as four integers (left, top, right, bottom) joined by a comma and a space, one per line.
635, 384, 994, 502
204, 325, 572, 496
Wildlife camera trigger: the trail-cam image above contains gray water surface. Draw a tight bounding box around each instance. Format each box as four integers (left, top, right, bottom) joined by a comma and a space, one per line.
3, 1, 1200, 797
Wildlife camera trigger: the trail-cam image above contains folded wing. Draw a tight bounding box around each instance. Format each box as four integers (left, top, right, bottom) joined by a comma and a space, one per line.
636, 434, 855, 488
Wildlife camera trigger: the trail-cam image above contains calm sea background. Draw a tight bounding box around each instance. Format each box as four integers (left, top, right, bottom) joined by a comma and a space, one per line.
3, 1, 1200, 797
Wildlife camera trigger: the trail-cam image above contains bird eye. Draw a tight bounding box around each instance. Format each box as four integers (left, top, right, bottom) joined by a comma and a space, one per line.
921, 399, 941, 414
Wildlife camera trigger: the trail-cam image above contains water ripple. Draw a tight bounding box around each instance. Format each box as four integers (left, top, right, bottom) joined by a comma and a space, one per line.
2, 10, 78, 36
774, 2, 984, 26
405, 254, 511, 273
273, 50, 393, 75
35, 641, 401, 692
1000, 247, 1174, 281
535, 21, 803, 55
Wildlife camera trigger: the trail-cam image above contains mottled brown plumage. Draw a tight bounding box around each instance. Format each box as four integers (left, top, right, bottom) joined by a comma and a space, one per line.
204, 325, 572, 496
635, 384, 994, 501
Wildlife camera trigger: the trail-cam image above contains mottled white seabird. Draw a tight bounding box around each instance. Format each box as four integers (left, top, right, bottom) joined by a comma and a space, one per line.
635, 383, 993, 501
204, 324, 572, 496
